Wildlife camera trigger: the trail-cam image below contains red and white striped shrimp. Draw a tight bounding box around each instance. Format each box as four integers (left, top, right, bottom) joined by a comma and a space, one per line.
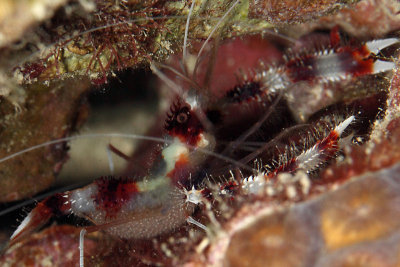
1, 1, 398, 266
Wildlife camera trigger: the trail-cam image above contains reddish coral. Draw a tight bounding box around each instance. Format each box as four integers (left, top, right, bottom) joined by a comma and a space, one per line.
1, 225, 99, 267
249, 0, 358, 24
320, 0, 400, 37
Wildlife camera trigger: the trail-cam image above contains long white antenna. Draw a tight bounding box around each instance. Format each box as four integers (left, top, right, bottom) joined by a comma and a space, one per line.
0, 132, 255, 172
183, 1, 196, 66
0, 133, 168, 164
79, 229, 87, 267
194, 0, 240, 77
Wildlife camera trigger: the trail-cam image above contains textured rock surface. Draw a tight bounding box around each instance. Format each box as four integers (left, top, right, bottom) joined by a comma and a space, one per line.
0, 78, 90, 202
1, 225, 100, 267
0, 0, 400, 266
0, 0, 67, 48
195, 163, 400, 267
249, 0, 359, 24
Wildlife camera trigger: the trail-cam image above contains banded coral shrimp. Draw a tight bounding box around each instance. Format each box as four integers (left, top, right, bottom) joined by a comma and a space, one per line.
1, 0, 400, 266
0, 1, 271, 264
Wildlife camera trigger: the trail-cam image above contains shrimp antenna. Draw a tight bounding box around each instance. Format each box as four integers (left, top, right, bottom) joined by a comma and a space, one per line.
150, 62, 186, 96
181, 0, 196, 75
238, 124, 310, 165
193, 0, 240, 79
222, 91, 284, 158
0, 133, 169, 164
16, 14, 221, 67
150, 62, 214, 134
156, 62, 201, 91
0, 132, 255, 173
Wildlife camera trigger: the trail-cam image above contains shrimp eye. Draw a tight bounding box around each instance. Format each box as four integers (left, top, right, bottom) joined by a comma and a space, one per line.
164, 102, 204, 146
177, 112, 189, 123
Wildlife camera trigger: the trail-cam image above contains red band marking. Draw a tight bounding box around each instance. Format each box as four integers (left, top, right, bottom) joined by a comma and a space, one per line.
94, 177, 139, 218
167, 153, 190, 185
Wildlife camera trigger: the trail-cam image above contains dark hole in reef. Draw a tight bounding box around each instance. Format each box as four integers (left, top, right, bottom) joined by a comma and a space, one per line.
88, 68, 158, 107
57, 68, 160, 186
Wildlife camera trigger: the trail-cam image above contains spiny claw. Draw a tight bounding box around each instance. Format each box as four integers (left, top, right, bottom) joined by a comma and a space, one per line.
373, 60, 396, 74
9, 193, 69, 246
335, 115, 355, 136
9, 203, 53, 246
366, 38, 399, 54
